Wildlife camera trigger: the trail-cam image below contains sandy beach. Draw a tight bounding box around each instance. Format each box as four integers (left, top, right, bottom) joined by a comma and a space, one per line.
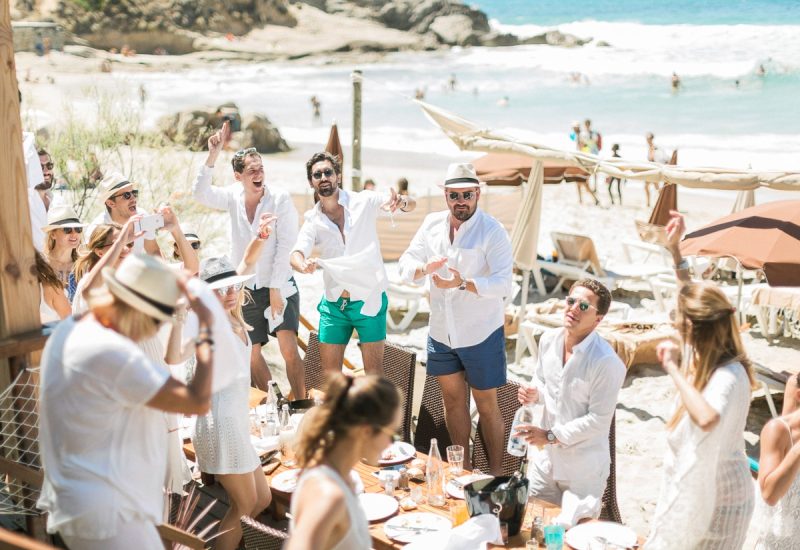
16, 34, 800, 545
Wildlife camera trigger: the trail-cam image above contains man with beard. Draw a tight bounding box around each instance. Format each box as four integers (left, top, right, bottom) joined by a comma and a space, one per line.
291, 152, 415, 375
192, 121, 303, 395
37, 148, 55, 210
397, 163, 512, 474
87, 173, 160, 256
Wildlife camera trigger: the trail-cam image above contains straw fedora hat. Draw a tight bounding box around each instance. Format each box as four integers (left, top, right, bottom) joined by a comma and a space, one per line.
98, 172, 135, 203
438, 163, 485, 189
200, 256, 254, 290
41, 204, 86, 232
102, 254, 180, 322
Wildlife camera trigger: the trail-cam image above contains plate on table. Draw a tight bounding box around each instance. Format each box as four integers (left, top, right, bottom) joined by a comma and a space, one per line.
357, 493, 399, 522
445, 473, 494, 500
378, 441, 416, 465
383, 512, 452, 543
565, 521, 638, 550
270, 469, 364, 495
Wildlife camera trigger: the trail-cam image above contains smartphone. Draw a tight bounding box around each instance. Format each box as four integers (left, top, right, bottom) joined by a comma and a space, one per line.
135, 214, 164, 237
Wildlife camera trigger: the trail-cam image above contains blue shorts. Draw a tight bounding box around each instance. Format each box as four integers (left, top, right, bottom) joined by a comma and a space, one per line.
426, 326, 507, 390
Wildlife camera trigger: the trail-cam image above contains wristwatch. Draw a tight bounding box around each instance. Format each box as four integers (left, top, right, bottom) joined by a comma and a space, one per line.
458, 276, 467, 291
546, 430, 556, 444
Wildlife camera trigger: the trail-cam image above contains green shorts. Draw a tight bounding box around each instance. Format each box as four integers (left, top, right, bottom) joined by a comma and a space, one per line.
317, 293, 388, 345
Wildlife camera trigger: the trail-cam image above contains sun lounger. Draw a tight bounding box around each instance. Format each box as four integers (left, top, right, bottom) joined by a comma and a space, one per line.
386, 280, 427, 332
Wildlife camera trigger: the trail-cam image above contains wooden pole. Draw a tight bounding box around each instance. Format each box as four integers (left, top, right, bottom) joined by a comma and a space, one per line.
0, 3, 41, 356
351, 69, 362, 191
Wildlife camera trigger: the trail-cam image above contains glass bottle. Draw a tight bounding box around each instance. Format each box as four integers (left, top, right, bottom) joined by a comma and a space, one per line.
279, 404, 296, 467
426, 438, 446, 507
508, 404, 543, 456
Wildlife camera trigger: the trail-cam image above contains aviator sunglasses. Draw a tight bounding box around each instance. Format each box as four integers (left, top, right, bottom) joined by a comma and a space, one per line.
61, 227, 83, 235
447, 191, 475, 201
565, 295, 598, 313
312, 168, 335, 180
215, 282, 244, 295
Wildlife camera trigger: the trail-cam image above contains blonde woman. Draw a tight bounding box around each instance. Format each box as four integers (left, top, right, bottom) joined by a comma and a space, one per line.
38, 254, 215, 550
288, 374, 402, 550
646, 211, 756, 549
72, 222, 133, 315
41, 204, 85, 303
36, 250, 70, 322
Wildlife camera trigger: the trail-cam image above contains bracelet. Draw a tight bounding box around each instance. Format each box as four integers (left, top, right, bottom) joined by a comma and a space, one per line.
674, 259, 689, 270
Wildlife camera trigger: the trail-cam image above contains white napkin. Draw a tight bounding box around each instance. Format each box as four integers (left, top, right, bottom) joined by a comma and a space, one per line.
406, 514, 504, 550
250, 435, 280, 455
264, 306, 284, 332
554, 490, 600, 528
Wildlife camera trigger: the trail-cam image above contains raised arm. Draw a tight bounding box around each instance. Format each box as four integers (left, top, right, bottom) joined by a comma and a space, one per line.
78, 217, 143, 303
237, 213, 276, 276
192, 121, 231, 210
159, 204, 199, 275
290, 218, 318, 274
665, 210, 691, 287
656, 341, 720, 431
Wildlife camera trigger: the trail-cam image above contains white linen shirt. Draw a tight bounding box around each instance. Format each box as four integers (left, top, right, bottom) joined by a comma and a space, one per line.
398, 208, 513, 348
532, 327, 626, 481
193, 164, 298, 292
293, 189, 389, 303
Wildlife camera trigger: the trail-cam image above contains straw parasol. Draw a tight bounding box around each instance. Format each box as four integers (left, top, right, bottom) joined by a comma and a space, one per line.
647, 183, 678, 226
472, 152, 589, 186
680, 200, 800, 287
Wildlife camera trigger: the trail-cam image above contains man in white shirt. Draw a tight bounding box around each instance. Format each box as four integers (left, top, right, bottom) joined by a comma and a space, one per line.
398, 163, 512, 475
290, 151, 415, 375
87, 173, 160, 256
516, 279, 626, 525
23, 131, 47, 251
193, 122, 304, 396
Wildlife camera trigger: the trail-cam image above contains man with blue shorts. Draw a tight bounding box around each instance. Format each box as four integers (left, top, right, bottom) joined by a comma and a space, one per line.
399, 163, 513, 475
291, 152, 416, 375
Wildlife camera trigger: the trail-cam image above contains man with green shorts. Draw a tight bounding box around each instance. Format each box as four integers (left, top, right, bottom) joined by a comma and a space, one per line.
290, 152, 416, 375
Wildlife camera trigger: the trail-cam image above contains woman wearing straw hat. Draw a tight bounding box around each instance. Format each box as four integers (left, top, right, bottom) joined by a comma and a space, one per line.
180, 214, 276, 550
37, 253, 216, 550
645, 211, 756, 549
41, 204, 85, 303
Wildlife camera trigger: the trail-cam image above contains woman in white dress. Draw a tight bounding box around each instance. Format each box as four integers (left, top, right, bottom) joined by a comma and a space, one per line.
646, 211, 756, 550
754, 373, 800, 549
38, 253, 215, 550
288, 374, 402, 550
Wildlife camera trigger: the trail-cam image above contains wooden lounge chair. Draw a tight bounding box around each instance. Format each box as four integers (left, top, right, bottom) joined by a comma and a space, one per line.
240, 516, 289, 550
413, 375, 468, 456
471, 381, 523, 477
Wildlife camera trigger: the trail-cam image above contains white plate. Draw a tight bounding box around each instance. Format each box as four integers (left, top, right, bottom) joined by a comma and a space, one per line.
379, 441, 416, 465
445, 474, 494, 500
270, 469, 364, 495
358, 493, 399, 522
565, 521, 638, 550
383, 512, 452, 543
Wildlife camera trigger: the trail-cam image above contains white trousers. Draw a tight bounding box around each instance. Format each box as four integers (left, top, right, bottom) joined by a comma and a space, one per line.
61, 519, 162, 550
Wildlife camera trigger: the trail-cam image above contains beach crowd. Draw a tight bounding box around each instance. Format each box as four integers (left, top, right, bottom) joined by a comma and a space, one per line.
22, 117, 800, 550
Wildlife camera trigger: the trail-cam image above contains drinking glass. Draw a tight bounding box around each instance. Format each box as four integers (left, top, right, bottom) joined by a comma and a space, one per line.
449, 500, 469, 526
544, 524, 565, 550
446, 445, 464, 476
279, 427, 296, 467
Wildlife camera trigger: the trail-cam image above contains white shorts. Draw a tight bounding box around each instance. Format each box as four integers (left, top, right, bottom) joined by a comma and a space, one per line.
61, 518, 163, 550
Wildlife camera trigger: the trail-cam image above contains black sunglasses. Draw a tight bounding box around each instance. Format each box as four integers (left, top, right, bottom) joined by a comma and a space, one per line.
62, 227, 82, 235
565, 295, 598, 312
312, 168, 335, 180
447, 191, 475, 201
42, 162, 54, 170
111, 189, 139, 201
190, 241, 202, 250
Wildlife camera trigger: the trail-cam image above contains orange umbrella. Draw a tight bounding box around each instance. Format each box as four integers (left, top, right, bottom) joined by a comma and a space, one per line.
325, 123, 344, 168
680, 200, 800, 286
472, 153, 589, 186
648, 183, 678, 226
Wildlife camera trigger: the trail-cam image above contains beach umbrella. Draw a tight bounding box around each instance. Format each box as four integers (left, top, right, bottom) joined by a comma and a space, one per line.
325, 122, 344, 167
731, 189, 755, 213
680, 200, 800, 287
472, 152, 588, 186
647, 183, 678, 226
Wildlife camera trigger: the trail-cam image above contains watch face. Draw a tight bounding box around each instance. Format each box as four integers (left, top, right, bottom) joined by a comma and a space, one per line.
547, 431, 555, 442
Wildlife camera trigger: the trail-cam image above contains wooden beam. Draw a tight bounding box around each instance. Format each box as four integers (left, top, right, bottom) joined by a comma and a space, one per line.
0, 1, 40, 344
0, 527, 55, 550
156, 524, 206, 550
0, 327, 51, 360
0, 456, 44, 487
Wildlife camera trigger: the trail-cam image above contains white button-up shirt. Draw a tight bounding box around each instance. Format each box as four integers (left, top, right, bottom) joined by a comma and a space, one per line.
398, 208, 513, 349
193, 165, 297, 292
532, 328, 626, 481
293, 189, 389, 305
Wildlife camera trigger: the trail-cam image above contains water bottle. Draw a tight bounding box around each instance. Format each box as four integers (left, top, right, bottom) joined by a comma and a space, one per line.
279, 404, 296, 467
507, 404, 542, 457
270, 381, 287, 411
426, 438, 446, 506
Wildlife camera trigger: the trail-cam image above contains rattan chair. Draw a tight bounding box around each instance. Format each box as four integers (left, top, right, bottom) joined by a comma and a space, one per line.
471, 381, 523, 476
381, 342, 417, 443
302, 331, 327, 392
240, 516, 289, 550
413, 375, 469, 456
599, 413, 622, 523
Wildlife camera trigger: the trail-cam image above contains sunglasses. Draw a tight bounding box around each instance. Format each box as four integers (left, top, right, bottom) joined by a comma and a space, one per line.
215, 282, 244, 295
62, 227, 83, 235
111, 189, 139, 201
565, 295, 598, 313
233, 147, 258, 158
41, 162, 54, 170
447, 191, 475, 201
377, 425, 402, 443
190, 241, 202, 250
312, 168, 335, 180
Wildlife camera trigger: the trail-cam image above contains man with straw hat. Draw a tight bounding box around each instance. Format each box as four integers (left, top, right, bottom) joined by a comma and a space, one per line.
87, 172, 159, 256
398, 162, 511, 474
291, 151, 416, 376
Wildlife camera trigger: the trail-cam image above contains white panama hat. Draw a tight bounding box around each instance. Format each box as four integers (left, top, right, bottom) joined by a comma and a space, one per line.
102, 254, 180, 322
41, 204, 86, 232
98, 172, 135, 203
199, 256, 254, 290
438, 163, 485, 190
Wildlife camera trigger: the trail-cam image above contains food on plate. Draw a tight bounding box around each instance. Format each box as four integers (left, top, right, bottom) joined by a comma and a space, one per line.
406, 467, 424, 480
381, 447, 398, 461
399, 497, 417, 511
410, 458, 426, 471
